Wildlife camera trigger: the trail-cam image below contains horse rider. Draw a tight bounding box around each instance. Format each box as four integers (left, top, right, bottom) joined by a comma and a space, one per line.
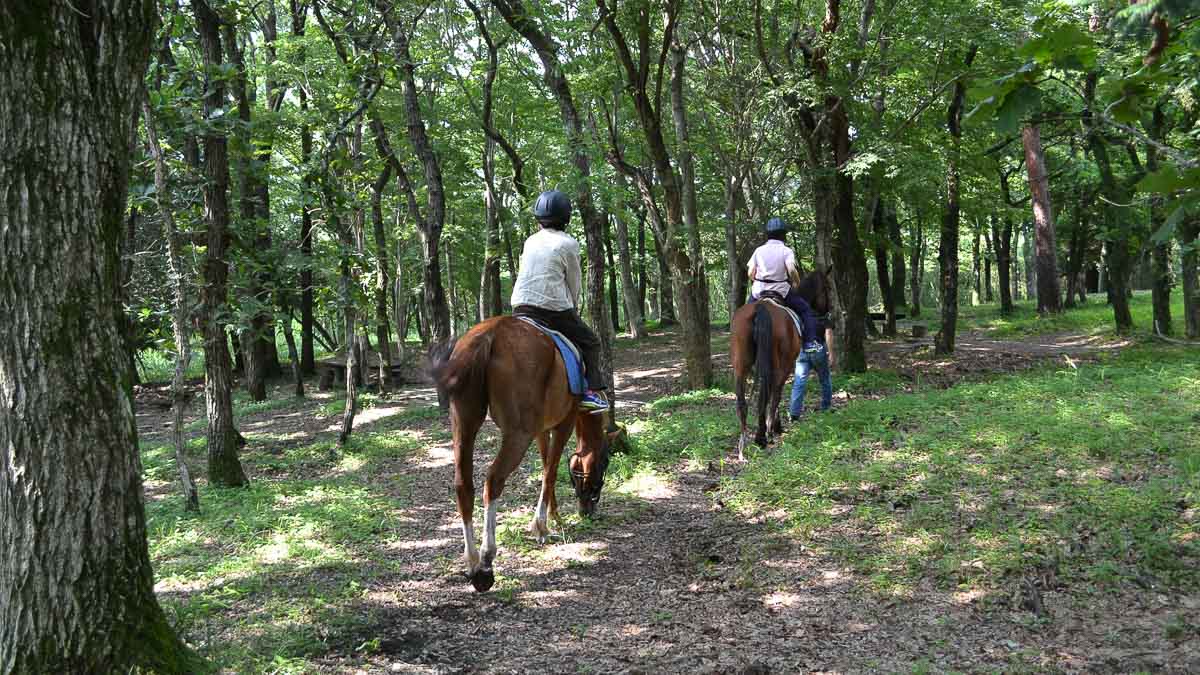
746, 217, 823, 354
510, 189, 609, 413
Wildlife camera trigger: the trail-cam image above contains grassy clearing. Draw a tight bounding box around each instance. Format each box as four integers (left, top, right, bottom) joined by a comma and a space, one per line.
144, 422, 435, 672
724, 344, 1199, 596
953, 289, 1187, 338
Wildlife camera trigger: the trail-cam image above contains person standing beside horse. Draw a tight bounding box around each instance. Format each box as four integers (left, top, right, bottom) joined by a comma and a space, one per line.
510, 189, 608, 413
789, 311, 834, 421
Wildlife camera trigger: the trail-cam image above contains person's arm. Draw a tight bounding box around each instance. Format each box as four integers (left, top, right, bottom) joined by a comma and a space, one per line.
794, 296, 818, 345
566, 243, 583, 309
824, 325, 836, 368
746, 256, 756, 282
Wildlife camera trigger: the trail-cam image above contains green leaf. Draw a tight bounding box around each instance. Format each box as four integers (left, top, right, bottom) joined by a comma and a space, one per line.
995, 85, 1041, 135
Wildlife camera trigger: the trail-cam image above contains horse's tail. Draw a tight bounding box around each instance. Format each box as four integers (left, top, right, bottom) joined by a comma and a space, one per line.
429, 329, 494, 400
753, 302, 773, 424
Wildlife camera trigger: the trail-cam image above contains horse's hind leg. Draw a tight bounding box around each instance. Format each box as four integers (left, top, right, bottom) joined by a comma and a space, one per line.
769, 380, 786, 440
735, 373, 750, 461
474, 429, 534, 592
452, 403, 485, 584
531, 431, 553, 543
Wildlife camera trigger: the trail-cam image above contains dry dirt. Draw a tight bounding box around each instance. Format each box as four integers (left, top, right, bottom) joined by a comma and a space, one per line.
137, 329, 1197, 674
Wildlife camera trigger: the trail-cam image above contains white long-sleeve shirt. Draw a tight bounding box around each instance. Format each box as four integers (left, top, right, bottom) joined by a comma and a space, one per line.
510, 228, 582, 311
747, 239, 797, 297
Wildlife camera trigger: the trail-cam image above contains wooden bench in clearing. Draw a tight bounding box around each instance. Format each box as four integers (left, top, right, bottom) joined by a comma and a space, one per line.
868, 312, 907, 321
317, 346, 408, 390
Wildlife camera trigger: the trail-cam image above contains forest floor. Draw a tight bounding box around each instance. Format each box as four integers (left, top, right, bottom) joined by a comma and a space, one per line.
138, 294, 1199, 673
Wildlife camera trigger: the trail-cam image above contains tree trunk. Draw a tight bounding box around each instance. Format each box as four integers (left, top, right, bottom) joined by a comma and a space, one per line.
637, 206, 648, 317
1180, 218, 1200, 338
0, 1, 195, 669
296, 1, 316, 374
993, 214, 1015, 313
1023, 223, 1036, 301
605, 216, 622, 332
910, 208, 924, 318
194, 0, 248, 487
889, 204, 907, 310
371, 163, 395, 391
1023, 124, 1062, 315
983, 224, 994, 302
1147, 106, 1172, 335
971, 227, 982, 306
656, 242, 677, 325
829, 101, 870, 371
1063, 204, 1089, 310
871, 193, 897, 336
143, 98, 201, 512
936, 46, 976, 354
614, 173, 646, 337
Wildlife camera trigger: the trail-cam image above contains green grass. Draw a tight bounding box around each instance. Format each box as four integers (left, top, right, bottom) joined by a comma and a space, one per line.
144, 429, 426, 672
721, 344, 1199, 596
952, 289, 1187, 338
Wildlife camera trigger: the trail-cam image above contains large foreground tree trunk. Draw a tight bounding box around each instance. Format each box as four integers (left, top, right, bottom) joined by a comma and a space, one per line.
0, 2, 195, 670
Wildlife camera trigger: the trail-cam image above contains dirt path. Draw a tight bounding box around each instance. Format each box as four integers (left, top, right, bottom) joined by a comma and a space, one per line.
138, 329, 1195, 673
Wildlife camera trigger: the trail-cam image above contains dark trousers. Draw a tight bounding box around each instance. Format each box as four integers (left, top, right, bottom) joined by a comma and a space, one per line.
513, 305, 605, 390
751, 289, 818, 343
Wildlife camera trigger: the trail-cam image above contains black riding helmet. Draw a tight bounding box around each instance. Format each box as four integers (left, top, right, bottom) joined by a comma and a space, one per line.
765, 216, 788, 234
533, 189, 572, 228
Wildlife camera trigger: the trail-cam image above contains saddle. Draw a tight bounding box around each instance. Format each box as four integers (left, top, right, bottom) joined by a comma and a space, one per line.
756, 293, 805, 341
515, 316, 587, 396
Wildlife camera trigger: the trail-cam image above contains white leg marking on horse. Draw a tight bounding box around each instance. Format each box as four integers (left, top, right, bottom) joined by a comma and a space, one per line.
461, 517, 479, 570
481, 500, 498, 568
532, 490, 549, 542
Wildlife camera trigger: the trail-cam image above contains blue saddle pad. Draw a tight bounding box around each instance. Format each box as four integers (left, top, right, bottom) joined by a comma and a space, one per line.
515, 317, 587, 396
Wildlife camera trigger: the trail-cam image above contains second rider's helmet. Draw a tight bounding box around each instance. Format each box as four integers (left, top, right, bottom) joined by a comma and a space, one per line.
765, 217, 789, 234
533, 190, 572, 228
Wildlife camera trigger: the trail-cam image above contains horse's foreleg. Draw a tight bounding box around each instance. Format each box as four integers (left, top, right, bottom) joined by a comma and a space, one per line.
475, 430, 533, 592
531, 431, 553, 543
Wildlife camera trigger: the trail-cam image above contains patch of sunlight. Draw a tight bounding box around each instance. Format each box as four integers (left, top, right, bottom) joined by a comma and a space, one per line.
544, 541, 608, 564
418, 441, 455, 468
954, 588, 988, 604
615, 470, 677, 500
335, 454, 366, 473
259, 532, 292, 563
1103, 410, 1136, 431
620, 624, 648, 637
762, 590, 816, 609
323, 404, 405, 432
387, 537, 454, 551
522, 588, 583, 605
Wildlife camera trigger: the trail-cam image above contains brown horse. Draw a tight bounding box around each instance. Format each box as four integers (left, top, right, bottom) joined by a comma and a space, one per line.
729, 268, 833, 460
431, 317, 615, 592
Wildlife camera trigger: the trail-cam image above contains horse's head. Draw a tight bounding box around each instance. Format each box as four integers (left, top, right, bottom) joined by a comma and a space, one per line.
570, 411, 616, 518
801, 265, 835, 316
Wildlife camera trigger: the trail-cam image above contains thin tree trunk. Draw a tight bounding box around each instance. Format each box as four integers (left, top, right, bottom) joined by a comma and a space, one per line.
983, 226, 994, 302
889, 204, 906, 310
194, 0, 248, 487
637, 206, 648, 316
294, 2, 316, 374
910, 207, 924, 318
655, 242, 677, 325
143, 98, 200, 512
993, 214, 1014, 313
1147, 106, 1172, 335
606, 216, 622, 332
871, 193, 896, 336
1083, 74, 1132, 331
971, 227, 982, 306
936, 45, 977, 354
371, 162, 395, 391
0, 1, 195, 669
614, 172, 647, 337
1180, 217, 1200, 338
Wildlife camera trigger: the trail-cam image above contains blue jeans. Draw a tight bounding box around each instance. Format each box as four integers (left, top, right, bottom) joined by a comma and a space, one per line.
790, 344, 832, 416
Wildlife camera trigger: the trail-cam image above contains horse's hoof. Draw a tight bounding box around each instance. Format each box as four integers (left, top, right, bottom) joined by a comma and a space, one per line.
470, 568, 495, 592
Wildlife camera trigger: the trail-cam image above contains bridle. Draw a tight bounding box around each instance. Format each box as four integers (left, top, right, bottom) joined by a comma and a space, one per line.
569, 449, 607, 503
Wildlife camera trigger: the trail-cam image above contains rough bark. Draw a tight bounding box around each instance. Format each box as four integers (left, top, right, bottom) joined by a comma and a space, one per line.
992, 212, 1015, 313
936, 45, 977, 354
1147, 106, 1172, 335
0, 1, 196, 670
910, 208, 924, 318
889, 205, 907, 310
1181, 218, 1200, 338
983, 226, 994, 302
605, 219, 622, 331
295, 2, 316, 374
971, 228, 982, 306
1023, 124, 1063, 315
143, 98, 200, 512
194, 0, 249, 487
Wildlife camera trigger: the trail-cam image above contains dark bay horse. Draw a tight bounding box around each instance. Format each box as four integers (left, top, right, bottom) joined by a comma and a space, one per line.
729, 268, 833, 460
431, 317, 615, 592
